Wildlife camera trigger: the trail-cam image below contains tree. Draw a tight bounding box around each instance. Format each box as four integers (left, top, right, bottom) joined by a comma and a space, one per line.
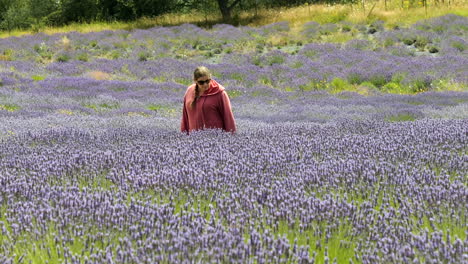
97, 0, 179, 21
28, 0, 58, 19
0, 0, 12, 20
28, 0, 60, 29
60, 0, 100, 23
135, 0, 178, 18
0, 0, 32, 31
216, 0, 242, 22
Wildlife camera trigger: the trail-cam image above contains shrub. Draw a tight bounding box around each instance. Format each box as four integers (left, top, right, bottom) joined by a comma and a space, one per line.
138, 52, 150, 61
428, 46, 439, 53
251, 55, 261, 66
77, 53, 89, 62
341, 24, 352, 32
410, 78, 432, 93
347, 73, 363, 85
330, 78, 351, 93
368, 28, 377, 34
391, 73, 406, 85
369, 75, 388, 87
267, 55, 285, 65
383, 38, 396, 48
2, 49, 13, 60
382, 82, 407, 94
403, 37, 416, 46
299, 79, 324, 92
110, 51, 122, 59
56, 53, 71, 62
89, 40, 98, 48
451, 39, 466, 52
414, 36, 429, 50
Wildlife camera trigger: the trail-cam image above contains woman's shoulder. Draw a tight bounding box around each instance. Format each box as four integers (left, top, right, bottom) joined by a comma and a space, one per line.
186, 83, 196, 91
184, 84, 196, 94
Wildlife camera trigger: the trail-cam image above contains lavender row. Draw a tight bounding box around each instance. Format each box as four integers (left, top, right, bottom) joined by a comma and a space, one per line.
1, 15, 467, 93
1, 47, 466, 93
1, 117, 467, 263
1, 15, 466, 62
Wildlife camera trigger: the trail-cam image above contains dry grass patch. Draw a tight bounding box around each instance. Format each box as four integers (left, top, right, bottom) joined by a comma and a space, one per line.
86, 71, 112, 81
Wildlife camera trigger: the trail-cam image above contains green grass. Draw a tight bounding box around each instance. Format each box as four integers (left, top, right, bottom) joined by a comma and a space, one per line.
31, 75, 46, 81
226, 90, 244, 99
146, 104, 177, 117
0, 103, 20, 112
82, 102, 120, 111
385, 113, 417, 122
410, 208, 467, 243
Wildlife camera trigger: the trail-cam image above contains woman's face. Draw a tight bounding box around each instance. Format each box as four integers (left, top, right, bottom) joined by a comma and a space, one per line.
195, 75, 211, 93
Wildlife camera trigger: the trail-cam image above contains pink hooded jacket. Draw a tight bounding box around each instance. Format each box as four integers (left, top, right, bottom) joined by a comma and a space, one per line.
181, 80, 236, 133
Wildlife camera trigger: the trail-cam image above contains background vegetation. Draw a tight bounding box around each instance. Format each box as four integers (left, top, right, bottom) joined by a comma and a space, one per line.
0, 0, 466, 34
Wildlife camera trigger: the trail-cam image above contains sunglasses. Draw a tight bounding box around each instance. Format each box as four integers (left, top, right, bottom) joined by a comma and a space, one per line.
196, 79, 211, 85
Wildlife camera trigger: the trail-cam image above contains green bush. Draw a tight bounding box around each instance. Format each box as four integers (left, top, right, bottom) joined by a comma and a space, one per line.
451, 40, 466, 52
56, 53, 71, 62
138, 52, 150, 61
391, 73, 406, 84
330, 77, 351, 93
428, 46, 439, 53
410, 78, 431, 93
299, 79, 324, 92
251, 55, 261, 66
383, 38, 395, 48
0, 3, 32, 31
403, 37, 416, 46
347, 73, 363, 85
369, 75, 388, 87
341, 24, 352, 32
382, 82, 407, 94
267, 55, 285, 65
89, 40, 99, 48
77, 53, 89, 62
414, 36, 429, 50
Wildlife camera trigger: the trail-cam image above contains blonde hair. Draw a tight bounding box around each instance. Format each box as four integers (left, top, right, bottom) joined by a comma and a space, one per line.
194, 66, 211, 80
192, 66, 212, 108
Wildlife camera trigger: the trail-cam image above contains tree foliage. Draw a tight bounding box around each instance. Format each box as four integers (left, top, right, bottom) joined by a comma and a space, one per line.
0, 0, 438, 31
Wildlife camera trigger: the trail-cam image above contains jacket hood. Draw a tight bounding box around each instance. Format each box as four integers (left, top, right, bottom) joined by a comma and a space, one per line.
199, 79, 225, 96
185, 79, 225, 103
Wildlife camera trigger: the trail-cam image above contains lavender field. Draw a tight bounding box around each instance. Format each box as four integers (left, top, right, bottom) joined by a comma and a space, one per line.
0, 14, 467, 263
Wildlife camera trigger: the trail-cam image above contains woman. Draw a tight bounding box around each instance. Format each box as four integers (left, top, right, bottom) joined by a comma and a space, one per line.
181, 66, 236, 134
